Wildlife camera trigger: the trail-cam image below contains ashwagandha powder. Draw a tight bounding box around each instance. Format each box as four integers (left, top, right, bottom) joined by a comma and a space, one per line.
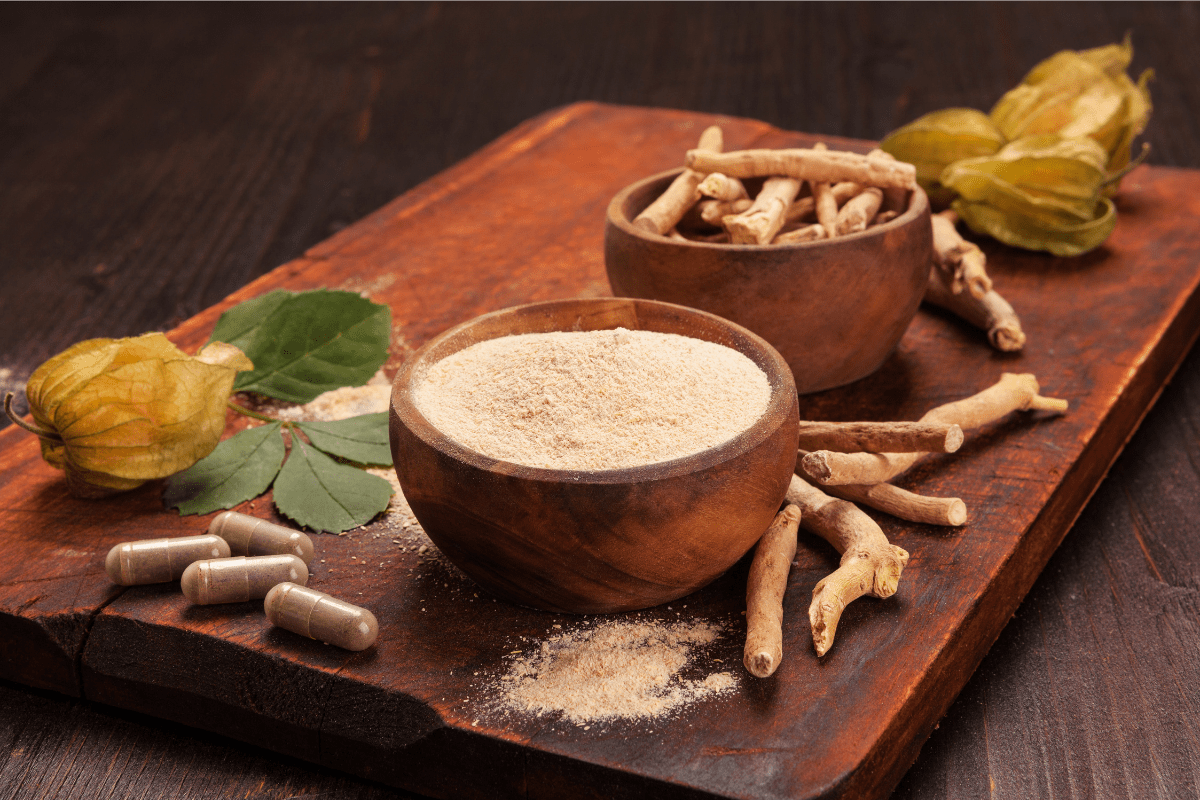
413, 329, 771, 470
499, 619, 736, 725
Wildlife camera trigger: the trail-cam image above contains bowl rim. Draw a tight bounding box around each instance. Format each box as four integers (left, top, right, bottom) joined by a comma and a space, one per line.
391, 297, 798, 486
605, 166, 929, 250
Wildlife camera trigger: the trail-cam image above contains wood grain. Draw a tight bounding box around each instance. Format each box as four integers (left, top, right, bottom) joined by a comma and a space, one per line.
2, 4, 1200, 800
1, 100, 1199, 799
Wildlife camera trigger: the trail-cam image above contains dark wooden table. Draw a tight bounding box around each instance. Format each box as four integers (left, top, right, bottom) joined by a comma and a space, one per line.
2, 4, 1198, 798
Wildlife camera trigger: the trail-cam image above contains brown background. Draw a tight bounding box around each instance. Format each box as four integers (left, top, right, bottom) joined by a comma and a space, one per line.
2, 3, 1199, 799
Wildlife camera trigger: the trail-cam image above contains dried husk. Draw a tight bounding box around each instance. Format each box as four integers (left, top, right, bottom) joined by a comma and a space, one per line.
23, 333, 252, 497
879, 108, 1005, 207
941, 135, 1115, 256
990, 35, 1153, 177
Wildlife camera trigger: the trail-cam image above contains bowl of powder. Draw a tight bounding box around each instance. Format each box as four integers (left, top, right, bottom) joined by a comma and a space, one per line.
389, 297, 799, 614
604, 168, 932, 394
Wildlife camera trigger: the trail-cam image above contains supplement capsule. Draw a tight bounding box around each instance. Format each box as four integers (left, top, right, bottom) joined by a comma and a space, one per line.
264, 582, 378, 652
105, 535, 231, 586
180, 555, 309, 605
208, 510, 315, 564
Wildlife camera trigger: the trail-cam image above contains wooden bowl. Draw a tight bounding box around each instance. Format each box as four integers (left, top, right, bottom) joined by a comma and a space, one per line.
604, 170, 933, 394
389, 298, 799, 614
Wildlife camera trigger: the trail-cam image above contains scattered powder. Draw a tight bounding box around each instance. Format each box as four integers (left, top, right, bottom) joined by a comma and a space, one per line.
247, 377, 450, 566
271, 374, 392, 422
367, 467, 426, 541
498, 619, 737, 725
413, 329, 771, 471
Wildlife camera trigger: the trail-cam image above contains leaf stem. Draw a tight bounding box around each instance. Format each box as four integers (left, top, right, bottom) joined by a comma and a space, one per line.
227, 399, 287, 424
4, 392, 64, 443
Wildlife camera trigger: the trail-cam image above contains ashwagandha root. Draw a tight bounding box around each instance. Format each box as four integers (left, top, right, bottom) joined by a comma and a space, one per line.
697, 172, 748, 202
773, 223, 828, 244
835, 187, 884, 235
801, 373, 1068, 486
868, 149, 911, 215
686, 147, 918, 190
669, 227, 729, 244
784, 181, 862, 224
810, 143, 839, 237
724, 176, 801, 244
925, 263, 1027, 352
931, 210, 992, 299
786, 474, 909, 657
744, 504, 802, 678
795, 420, 963, 454
699, 197, 753, 226
634, 126, 724, 235
814, 478, 967, 527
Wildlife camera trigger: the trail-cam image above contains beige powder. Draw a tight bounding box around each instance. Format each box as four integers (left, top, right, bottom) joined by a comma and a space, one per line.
498, 619, 737, 725
413, 329, 771, 471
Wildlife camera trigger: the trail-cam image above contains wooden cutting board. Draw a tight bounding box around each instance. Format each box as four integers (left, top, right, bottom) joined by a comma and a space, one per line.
2, 102, 1199, 800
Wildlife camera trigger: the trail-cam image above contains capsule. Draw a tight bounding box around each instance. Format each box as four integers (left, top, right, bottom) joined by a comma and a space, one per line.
180, 555, 309, 605
105, 535, 231, 586
208, 511, 315, 564
264, 582, 378, 651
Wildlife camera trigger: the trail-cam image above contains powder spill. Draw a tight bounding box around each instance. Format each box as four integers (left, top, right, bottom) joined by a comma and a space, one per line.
272, 378, 392, 422
498, 619, 737, 725
413, 329, 771, 471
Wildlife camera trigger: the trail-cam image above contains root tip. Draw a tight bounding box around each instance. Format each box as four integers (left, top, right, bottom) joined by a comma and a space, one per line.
1030, 395, 1069, 413
944, 424, 964, 453
745, 651, 777, 679
801, 451, 832, 482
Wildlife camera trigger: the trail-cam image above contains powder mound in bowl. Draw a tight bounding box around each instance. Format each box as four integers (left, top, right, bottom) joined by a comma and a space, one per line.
499, 619, 737, 725
412, 329, 771, 471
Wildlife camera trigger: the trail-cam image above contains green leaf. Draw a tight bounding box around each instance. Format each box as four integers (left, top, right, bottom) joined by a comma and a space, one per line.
296, 413, 393, 465
163, 422, 286, 515
207, 289, 295, 351
231, 290, 391, 403
273, 436, 393, 533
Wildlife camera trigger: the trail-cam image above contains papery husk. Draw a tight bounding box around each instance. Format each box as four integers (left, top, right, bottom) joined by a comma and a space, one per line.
24, 333, 253, 497
941, 134, 1116, 256
880, 108, 1005, 208
990, 34, 1153, 176
952, 195, 1116, 258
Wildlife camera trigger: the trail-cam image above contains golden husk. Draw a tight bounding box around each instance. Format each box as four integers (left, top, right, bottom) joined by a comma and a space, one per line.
941, 135, 1115, 256
879, 108, 1005, 207
990, 34, 1152, 176
24, 333, 252, 497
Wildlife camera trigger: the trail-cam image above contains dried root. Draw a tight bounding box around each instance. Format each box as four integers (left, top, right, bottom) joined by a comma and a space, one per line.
795, 420, 964, 454
744, 504, 802, 678
835, 187, 884, 235
633, 125, 724, 235
809, 143, 839, 237
784, 181, 862, 224
925, 264, 1027, 352
925, 209, 1025, 352
636, 132, 907, 245
686, 147, 917, 189
773, 224, 828, 244
815, 480, 967, 527
724, 177, 801, 244
801, 373, 1068, 487
786, 474, 909, 657
697, 172, 749, 202
699, 198, 753, 226
931, 210, 992, 298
